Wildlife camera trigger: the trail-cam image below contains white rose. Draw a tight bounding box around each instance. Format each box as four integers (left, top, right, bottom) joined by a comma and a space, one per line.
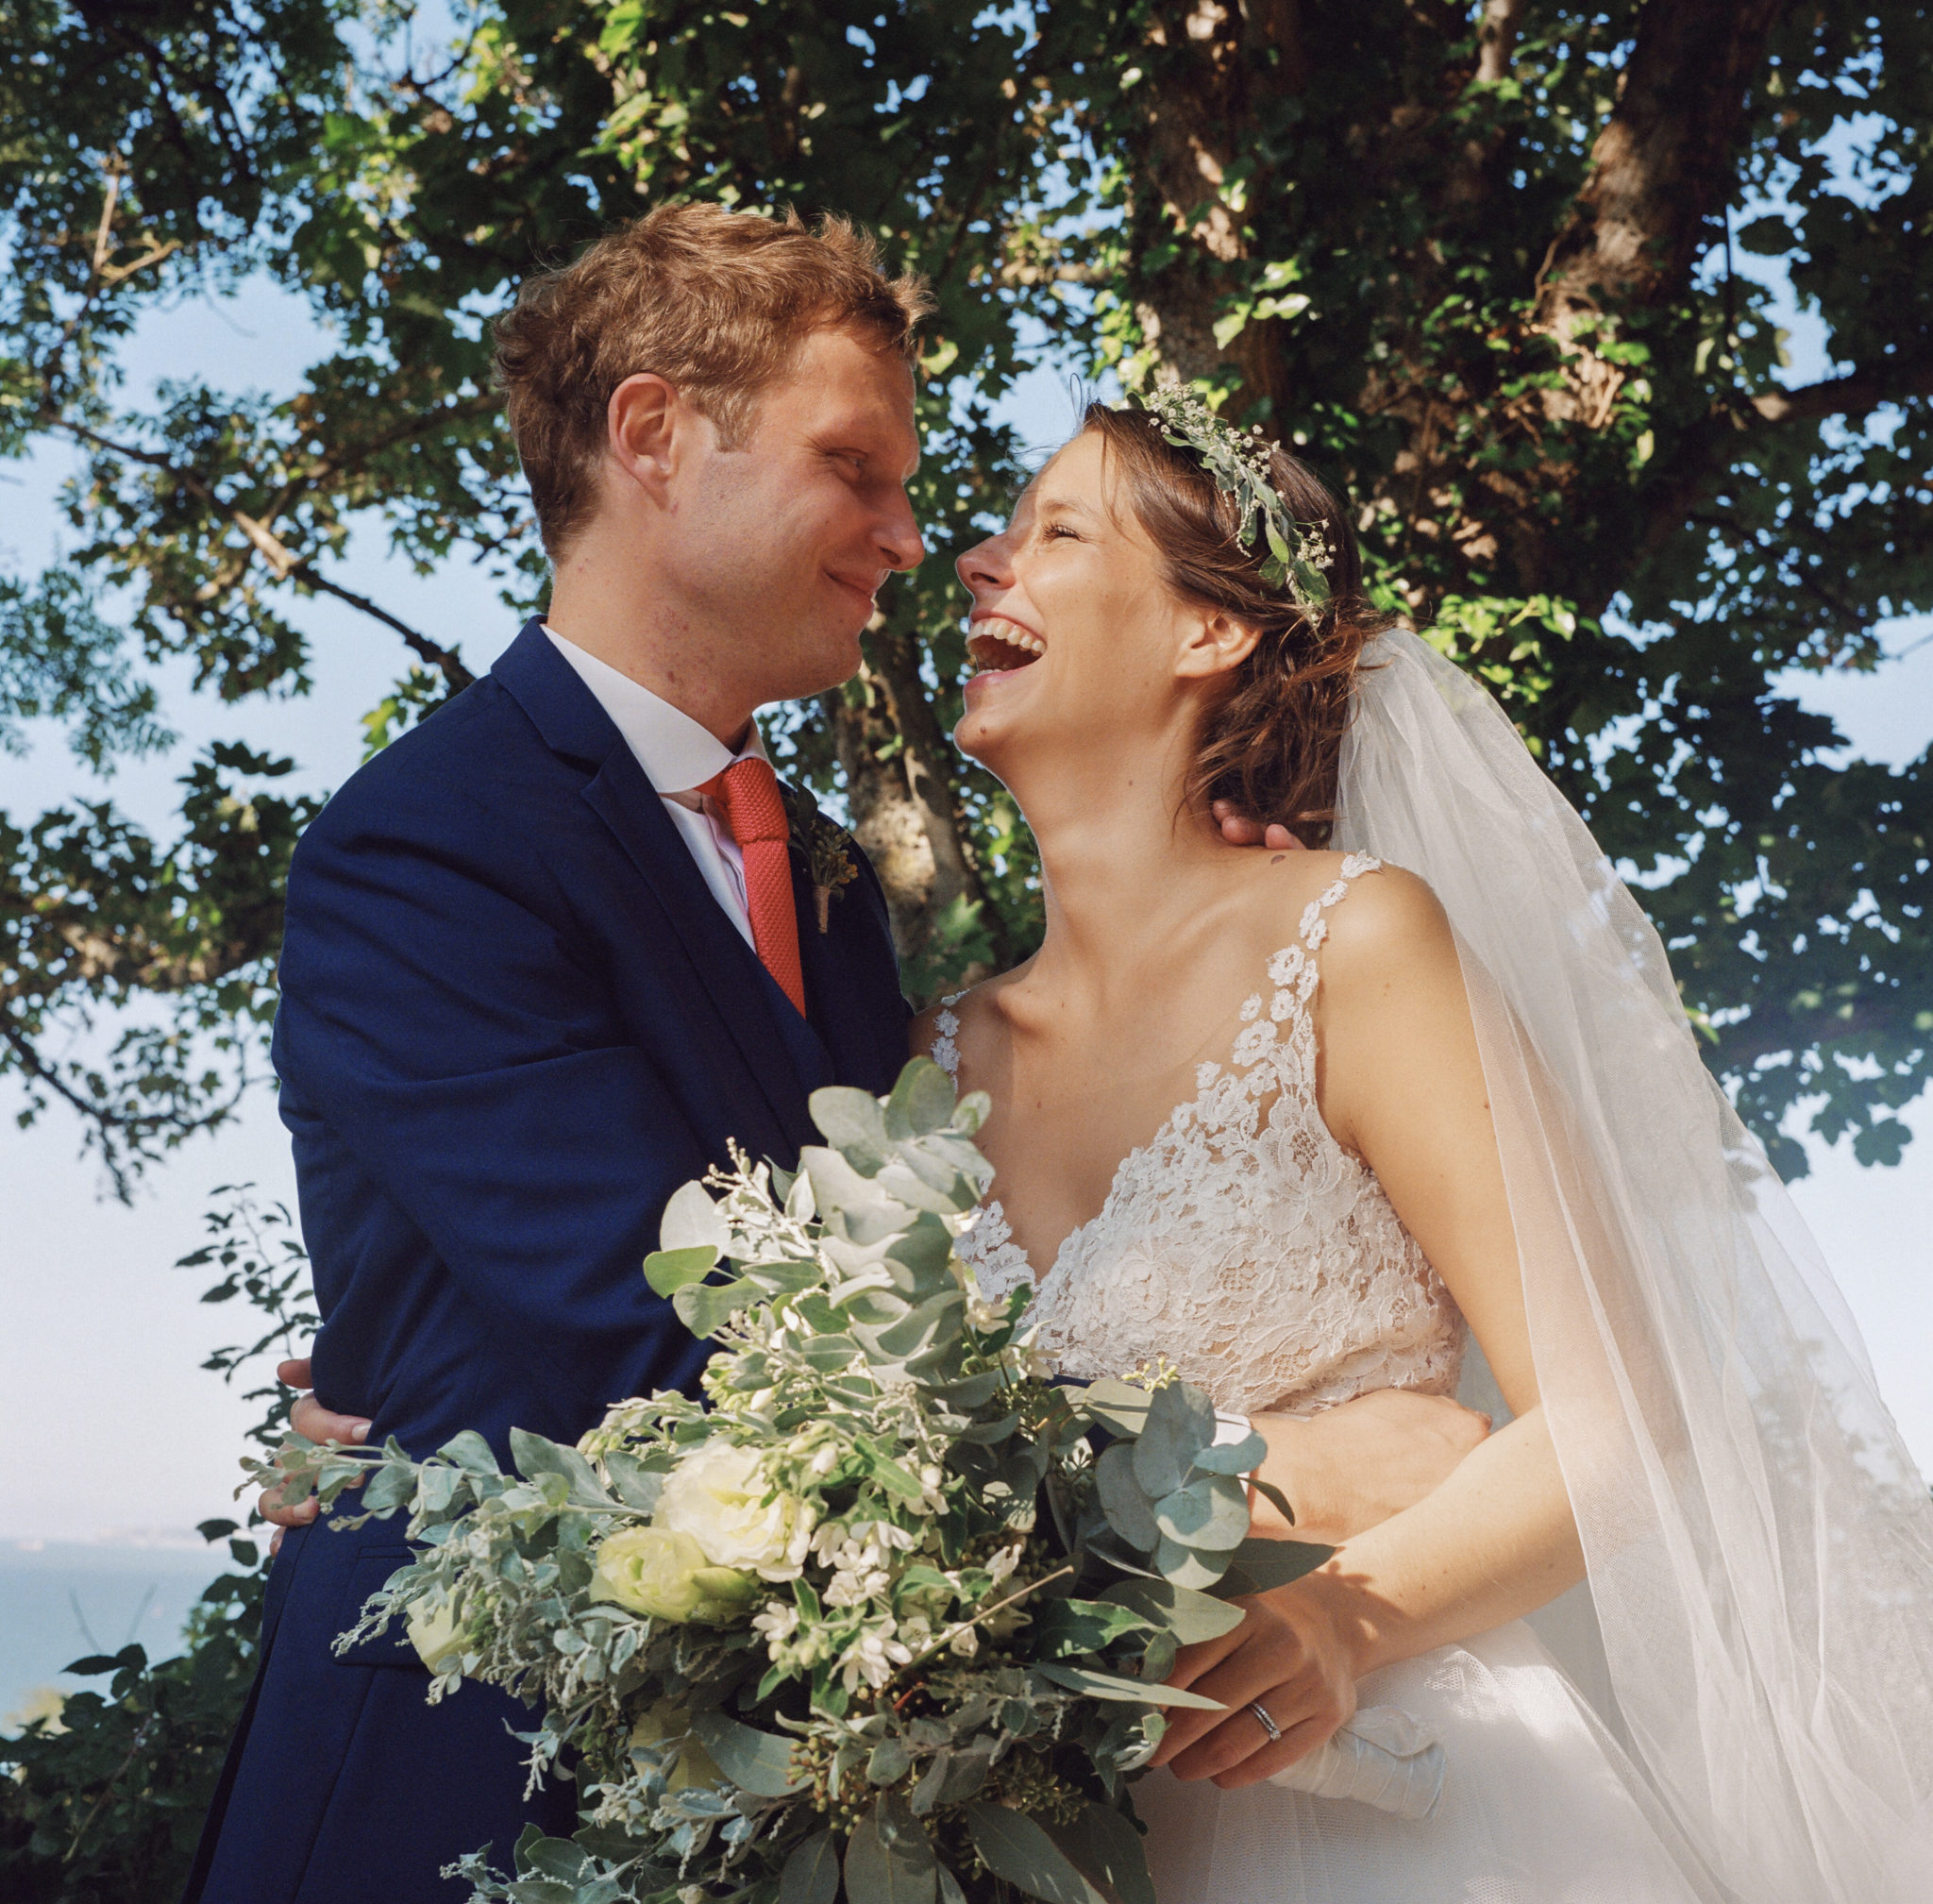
658, 1440, 815, 1578
589, 1525, 755, 1625
405, 1597, 472, 1674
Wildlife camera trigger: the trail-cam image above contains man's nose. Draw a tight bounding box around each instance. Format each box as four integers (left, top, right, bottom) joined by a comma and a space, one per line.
879, 491, 925, 573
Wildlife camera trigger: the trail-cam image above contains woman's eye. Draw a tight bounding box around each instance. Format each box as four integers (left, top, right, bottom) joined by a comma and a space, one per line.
1042, 523, 1080, 542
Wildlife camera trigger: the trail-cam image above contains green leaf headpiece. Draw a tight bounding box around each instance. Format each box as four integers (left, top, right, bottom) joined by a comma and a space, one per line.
1135, 384, 1335, 615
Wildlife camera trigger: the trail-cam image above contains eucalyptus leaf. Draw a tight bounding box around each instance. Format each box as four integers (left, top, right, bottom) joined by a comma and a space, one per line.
1212, 1537, 1337, 1597
799, 1331, 863, 1372
1095, 1442, 1160, 1550
1151, 1537, 1231, 1591
865, 1289, 964, 1361
1100, 1578, 1247, 1645
1030, 1663, 1225, 1709
964, 1803, 1106, 1904
801, 1145, 911, 1245
780, 1830, 843, 1904
1034, 1597, 1158, 1659
882, 1212, 958, 1284
660, 1179, 730, 1253
1132, 1382, 1216, 1497
643, 1244, 720, 1297
809, 1085, 892, 1174
1051, 1805, 1158, 1904
884, 1055, 958, 1139
910, 1743, 994, 1815
738, 1258, 823, 1296
689, 1710, 806, 1797
867, 1736, 913, 1784
1072, 1377, 1154, 1440
844, 1796, 937, 1904
874, 1158, 968, 1215
933, 1370, 1005, 1408
1189, 1430, 1268, 1475
1151, 1475, 1249, 1553
673, 1275, 754, 1339
1250, 1475, 1297, 1526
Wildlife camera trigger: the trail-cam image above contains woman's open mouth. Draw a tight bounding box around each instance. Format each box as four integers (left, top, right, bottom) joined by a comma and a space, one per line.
966, 615, 1046, 678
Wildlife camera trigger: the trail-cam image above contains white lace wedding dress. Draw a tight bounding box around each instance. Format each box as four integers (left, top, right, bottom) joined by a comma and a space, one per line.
933, 855, 1716, 1904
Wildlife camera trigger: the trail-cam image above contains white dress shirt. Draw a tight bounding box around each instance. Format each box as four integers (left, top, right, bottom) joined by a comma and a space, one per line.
544, 627, 765, 948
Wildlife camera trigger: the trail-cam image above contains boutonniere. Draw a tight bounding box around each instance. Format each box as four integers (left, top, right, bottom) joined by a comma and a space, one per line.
779, 782, 860, 933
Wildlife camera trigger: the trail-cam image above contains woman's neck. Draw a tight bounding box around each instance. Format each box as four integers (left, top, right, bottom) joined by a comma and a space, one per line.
1012, 729, 1235, 986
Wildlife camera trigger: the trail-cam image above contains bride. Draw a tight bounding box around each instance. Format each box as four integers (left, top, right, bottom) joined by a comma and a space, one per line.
917, 392, 1933, 1901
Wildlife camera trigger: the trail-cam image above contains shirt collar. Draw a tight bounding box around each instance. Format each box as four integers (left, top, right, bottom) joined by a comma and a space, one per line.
544, 625, 765, 794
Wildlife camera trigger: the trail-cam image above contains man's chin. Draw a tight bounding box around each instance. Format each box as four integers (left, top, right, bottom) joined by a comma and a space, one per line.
770, 626, 867, 703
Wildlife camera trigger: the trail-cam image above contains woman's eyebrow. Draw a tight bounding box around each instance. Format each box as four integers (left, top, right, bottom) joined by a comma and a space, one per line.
1031, 492, 1097, 520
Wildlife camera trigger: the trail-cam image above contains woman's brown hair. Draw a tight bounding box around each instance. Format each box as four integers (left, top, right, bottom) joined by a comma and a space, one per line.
1081, 400, 1392, 847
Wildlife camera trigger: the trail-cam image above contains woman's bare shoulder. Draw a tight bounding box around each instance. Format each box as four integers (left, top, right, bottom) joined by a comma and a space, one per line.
1317, 859, 1459, 999
1219, 847, 1452, 980
908, 963, 1028, 1064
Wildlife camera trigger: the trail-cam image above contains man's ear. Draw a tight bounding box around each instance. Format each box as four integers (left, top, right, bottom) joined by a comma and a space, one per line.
1174, 609, 1262, 682
606, 373, 687, 506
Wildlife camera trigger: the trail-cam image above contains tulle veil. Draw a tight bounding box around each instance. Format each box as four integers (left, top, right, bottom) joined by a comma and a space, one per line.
1332, 628, 1933, 1900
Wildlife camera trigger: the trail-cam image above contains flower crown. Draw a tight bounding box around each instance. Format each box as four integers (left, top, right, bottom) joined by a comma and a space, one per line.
1136, 384, 1335, 615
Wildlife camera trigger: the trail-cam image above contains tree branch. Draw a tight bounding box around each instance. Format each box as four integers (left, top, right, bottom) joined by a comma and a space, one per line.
1446, 0, 1528, 208
1534, 0, 1787, 332
46, 416, 475, 687
0, 1012, 247, 1199
294, 571, 472, 682
1710, 999, 1905, 1074
1750, 362, 1933, 425
1475, 0, 1525, 86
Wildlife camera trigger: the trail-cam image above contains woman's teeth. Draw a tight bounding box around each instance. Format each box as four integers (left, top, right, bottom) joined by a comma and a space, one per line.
967, 618, 1045, 672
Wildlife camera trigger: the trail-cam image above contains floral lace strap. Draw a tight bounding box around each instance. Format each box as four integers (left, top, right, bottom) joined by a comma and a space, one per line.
1223, 851, 1384, 1083
1302, 850, 1382, 952
931, 996, 965, 1081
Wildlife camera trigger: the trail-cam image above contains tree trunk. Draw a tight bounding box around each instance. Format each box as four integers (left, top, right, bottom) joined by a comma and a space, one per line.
826, 623, 1004, 997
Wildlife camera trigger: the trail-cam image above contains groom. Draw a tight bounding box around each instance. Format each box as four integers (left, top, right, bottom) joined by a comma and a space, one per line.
183, 204, 929, 1903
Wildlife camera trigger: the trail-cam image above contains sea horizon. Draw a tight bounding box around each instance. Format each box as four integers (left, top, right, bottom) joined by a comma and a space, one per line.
1, 1534, 238, 1728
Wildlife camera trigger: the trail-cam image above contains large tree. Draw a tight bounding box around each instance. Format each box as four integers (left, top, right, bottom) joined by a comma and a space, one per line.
4, 0, 1929, 1185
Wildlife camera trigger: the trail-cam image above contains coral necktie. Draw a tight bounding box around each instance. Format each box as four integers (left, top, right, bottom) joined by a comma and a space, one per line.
700, 757, 806, 1018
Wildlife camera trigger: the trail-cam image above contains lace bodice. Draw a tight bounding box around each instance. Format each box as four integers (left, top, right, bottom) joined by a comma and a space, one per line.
932, 854, 1464, 1418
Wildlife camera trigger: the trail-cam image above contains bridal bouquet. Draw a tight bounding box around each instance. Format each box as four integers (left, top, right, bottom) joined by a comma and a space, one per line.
256, 1060, 1332, 1904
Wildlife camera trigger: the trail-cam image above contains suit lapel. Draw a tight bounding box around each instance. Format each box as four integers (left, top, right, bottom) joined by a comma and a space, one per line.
493, 621, 814, 1155
794, 853, 876, 1085
580, 751, 813, 1148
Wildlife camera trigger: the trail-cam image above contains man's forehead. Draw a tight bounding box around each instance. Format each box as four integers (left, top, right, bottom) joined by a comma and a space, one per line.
791, 343, 919, 459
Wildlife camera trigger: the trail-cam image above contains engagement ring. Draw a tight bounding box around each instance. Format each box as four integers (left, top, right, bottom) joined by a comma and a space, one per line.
1250, 1701, 1283, 1744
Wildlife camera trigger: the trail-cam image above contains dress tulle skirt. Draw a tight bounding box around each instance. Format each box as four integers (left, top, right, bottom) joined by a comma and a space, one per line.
1135, 1620, 1718, 1904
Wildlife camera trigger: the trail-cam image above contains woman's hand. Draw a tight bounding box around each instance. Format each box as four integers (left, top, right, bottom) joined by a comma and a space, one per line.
1151, 1580, 1360, 1789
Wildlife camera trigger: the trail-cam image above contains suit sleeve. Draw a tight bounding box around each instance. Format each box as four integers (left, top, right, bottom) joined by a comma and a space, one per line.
274, 769, 711, 1408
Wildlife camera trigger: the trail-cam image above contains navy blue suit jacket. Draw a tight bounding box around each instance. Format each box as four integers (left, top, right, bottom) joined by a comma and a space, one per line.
184, 622, 908, 1903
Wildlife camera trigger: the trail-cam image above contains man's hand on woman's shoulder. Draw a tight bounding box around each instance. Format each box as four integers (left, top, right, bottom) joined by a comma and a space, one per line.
1212, 799, 1307, 851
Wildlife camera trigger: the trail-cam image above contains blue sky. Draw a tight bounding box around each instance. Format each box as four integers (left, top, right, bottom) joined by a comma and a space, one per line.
2, 269, 1929, 1545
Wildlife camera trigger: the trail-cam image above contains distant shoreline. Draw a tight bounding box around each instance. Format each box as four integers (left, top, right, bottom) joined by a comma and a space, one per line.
2, 1539, 236, 1726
